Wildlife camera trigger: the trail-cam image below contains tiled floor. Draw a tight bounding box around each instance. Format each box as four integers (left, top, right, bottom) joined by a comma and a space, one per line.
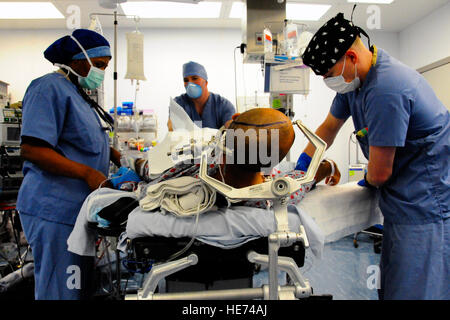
253, 233, 382, 300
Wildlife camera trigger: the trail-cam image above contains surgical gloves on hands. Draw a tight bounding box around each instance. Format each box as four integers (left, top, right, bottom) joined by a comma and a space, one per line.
110, 167, 141, 191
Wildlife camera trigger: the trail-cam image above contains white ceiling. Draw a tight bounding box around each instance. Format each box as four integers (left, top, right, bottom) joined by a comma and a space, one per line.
0, 0, 448, 32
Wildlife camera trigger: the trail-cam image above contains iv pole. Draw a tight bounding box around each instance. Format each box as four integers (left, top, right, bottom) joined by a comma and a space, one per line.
89, 11, 140, 150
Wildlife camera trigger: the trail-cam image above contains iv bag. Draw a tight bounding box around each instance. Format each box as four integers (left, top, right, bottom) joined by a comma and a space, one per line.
264, 28, 273, 54
284, 22, 299, 57
125, 31, 147, 81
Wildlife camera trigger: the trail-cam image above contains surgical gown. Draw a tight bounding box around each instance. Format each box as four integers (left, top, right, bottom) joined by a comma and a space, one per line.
17, 72, 110, 299
174, 92, 235, 129
330, 47, 450, 300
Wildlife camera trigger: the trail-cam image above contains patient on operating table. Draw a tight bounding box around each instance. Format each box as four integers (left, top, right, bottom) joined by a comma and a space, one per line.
67, 108, 342, 258
110, 108, 340, 212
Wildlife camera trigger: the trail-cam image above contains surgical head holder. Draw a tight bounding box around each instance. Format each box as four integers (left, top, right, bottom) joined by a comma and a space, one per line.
198, 120, 326, 229
198, 119, 327, 300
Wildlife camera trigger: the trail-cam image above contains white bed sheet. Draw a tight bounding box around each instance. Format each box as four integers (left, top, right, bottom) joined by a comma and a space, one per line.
68, 182, 382, 259
126, 182, 383, 248
67, 187, 323, 257
299, 181, 383, 243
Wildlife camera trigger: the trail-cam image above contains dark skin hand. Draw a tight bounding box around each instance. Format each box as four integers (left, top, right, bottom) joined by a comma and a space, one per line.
314, 159, 341, 186
20, 144, 114, 190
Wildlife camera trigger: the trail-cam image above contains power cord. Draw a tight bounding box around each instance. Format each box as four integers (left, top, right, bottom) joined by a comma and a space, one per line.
165, 202, 201, 263
234, 46, 240, 110
234, 44, 247, 112
9, 211, 23, 268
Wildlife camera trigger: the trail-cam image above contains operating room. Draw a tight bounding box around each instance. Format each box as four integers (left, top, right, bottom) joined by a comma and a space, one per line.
0, 0, 448, 303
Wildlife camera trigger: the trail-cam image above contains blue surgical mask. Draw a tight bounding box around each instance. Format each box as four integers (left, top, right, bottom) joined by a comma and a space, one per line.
185, 82, 202, 99
70, 35, 105, 90
324, 56, 360, 94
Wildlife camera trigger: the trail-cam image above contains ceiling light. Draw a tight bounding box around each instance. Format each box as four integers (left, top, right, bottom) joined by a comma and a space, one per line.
99, 0, 127, 9
286, 3, 331, 21
0, 2, 64, 19
120, 1, 222, 19
347, 0, 394, 4
229, 2, 331, 21
230, 2, 244, 19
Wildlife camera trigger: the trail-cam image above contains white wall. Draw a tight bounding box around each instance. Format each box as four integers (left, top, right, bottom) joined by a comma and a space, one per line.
366, 30, 400, 59
0, 29, 68, 103
0, 26, 401, 184
399, 1, 450, 69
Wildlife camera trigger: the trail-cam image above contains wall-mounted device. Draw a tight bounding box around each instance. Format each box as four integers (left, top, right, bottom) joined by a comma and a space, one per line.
242, 0, 286, 64
0, 108, 21, 147
0, 81, 9, 108
0, 107, 23, 200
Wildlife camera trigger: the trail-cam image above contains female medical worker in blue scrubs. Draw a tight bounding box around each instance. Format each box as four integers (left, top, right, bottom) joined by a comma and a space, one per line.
296, 13, 449, 300
17, 29, 122, 300
169, 61, 236, 130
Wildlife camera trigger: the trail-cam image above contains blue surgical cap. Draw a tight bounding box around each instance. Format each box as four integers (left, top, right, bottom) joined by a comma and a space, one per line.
44, 29, 111, 65
182, 61, 208, 81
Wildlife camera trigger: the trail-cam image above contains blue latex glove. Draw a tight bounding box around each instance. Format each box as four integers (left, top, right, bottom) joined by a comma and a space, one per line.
357, 178, 366, 187
110, 167, 141, 190
295, 152, 312, 171
89, 209, 111, 228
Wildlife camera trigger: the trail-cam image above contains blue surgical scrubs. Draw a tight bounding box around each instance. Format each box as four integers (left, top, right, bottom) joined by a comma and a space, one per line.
174, 92, 236, 129
17, 72, 110, 299
330, 47, 450, 300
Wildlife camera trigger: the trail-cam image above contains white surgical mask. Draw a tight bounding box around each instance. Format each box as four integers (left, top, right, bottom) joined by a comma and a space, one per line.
324, 56, 360, 94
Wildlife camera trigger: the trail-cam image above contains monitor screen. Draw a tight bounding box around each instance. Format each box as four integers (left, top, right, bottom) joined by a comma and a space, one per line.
7, 126, 20, 142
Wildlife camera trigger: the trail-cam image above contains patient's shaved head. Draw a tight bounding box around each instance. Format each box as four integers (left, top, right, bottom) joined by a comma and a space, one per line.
226, 108, 295, 172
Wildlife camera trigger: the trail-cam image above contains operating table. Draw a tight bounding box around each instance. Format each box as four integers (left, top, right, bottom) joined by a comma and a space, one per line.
68, 120, 382, 300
